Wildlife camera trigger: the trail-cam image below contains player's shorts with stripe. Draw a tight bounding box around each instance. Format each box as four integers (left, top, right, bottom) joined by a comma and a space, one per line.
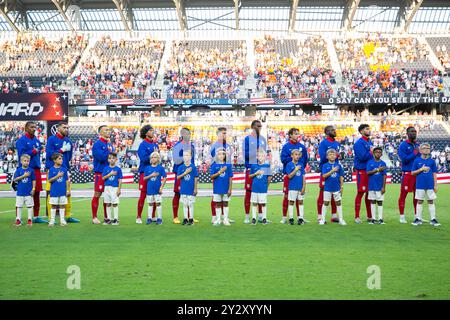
415, 189, 436, 201
401, 172, 416, 193
251, 192, 267, 204
173, 175, 181, 193
245, 169, 253, 191
323, 191, 342, 202
356, 170, 369, 192
138, 172, 147, 193
16, 196, 34, 207
368, 190, 384, 201
147, 194, 162, 204
288, 190, 305, 201
34, 168, 43, 192
49, 196, 68, 205
213, 194, 231, 202
94, 172, 105, 193
180, 195, 196, 205
104, 186, 120, 204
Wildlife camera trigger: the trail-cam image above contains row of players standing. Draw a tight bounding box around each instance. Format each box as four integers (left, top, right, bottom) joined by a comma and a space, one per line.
15, 120, 436, 225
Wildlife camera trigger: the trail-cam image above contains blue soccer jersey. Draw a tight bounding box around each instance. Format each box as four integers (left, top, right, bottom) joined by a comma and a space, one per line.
48, 166, 68, 197
145, 165, 167, 195
102, 166, 123, 188
367, 159, 387, 191
286, 161, 305, 191
14, 167, 35, 197
250, 163, 272, 193
177, 163, 198, 196
210, 163, 233, 194
413, 157, 437, 190
322, 162, 344, 192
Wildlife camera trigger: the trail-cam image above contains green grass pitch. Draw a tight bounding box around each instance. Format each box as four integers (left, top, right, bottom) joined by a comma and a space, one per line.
0, 183, 449, 300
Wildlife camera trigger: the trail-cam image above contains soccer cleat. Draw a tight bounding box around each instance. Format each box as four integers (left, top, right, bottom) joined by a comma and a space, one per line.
33, 217, 48, 224
146, 218, 152, 225
188, 218, 194, 225
27, 219, 32, 227
152, 218, 157, 222
297, 218, 305, 225
48, 221, 55, 227
251, 218, 257, 225
368, 219, 376, 225
339, 219, 347, 226
331, 217, 340, 223
173, 217, 181, 224
262, 218, 268, 225
103, 219, 111, 225
223, 219, 231, 226
136, 218, 143, 224
318, 219, 326, 225
280, 217, 287, 224
66, 217, 80, 223
411, 218, 423, 226
430, 219, 441, 227
156, 218, 163, 225
213, 219, 221, 226
378, 219, 385, 225
92, 217, 101, 224
288, 218, 294, 225
60, 221, 68, 227
182, 218, 188, 225
112, 219, 119, 226
14, 219, 22, 227
399, 216, 407, 224
244, 217, 250, 224
228, 219, 235, 223
354, 217, 362, 224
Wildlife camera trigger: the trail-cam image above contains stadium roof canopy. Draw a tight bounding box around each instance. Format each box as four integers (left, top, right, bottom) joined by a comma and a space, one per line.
0, 0, 449, 34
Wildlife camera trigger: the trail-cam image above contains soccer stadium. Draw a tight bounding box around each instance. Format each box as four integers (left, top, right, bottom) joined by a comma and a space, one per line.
0, 0, 450, 303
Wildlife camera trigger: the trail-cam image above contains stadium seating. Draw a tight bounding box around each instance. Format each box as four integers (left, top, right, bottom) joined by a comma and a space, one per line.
426, 37, 450, 73
254, 36, 334, 98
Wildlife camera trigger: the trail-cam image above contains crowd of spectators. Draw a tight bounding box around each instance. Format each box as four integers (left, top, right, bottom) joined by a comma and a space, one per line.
254, 36, 334, 99
164, 41, 249, 99
72, 36, 164, 99
435, 44, 450, 72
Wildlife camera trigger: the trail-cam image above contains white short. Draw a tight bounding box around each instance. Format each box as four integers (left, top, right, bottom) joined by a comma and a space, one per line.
415, 189, 437, 201
147, 194, 162, 204
104, 186, 120, 204
368, 191, 384, 201
323, 191, 342, 202
16, 196, 34, 207
213, 194, 231, 202
251, 192, 267, 204
181, 195, 196, 205
288, 190, 305, 201
49, 196, 68, 205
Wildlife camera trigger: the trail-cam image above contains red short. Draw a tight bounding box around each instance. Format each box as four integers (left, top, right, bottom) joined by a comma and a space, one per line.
34, 168, 43, 192
94, 172, 105, 193
283, 175, 289, 194
401, 172, 416, 193
138, 172, 147, 193
245, 169, 253, 191
356, 169, 369, 193
173, 175, 181, 193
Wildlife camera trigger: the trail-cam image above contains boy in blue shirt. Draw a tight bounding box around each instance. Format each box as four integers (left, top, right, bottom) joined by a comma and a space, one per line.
177, 150, 198, 225
144, 152, 167, 225
367, 147, 387, 224
47, 153, 70, 227
285, 149, 306, 225
210, 148, 233, 226
411, 143, 440, 227
102, 152, 123, 225
321, 149, 346, 225
13, 154, 36, 227
249, 149, 272, 225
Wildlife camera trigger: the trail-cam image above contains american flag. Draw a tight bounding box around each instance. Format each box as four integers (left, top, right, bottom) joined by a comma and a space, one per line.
249, 98, 274, 105
146, 99, 166, 105
274, 98, 313, 105
110, 98, 134, 105
77, 98, 96, 105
